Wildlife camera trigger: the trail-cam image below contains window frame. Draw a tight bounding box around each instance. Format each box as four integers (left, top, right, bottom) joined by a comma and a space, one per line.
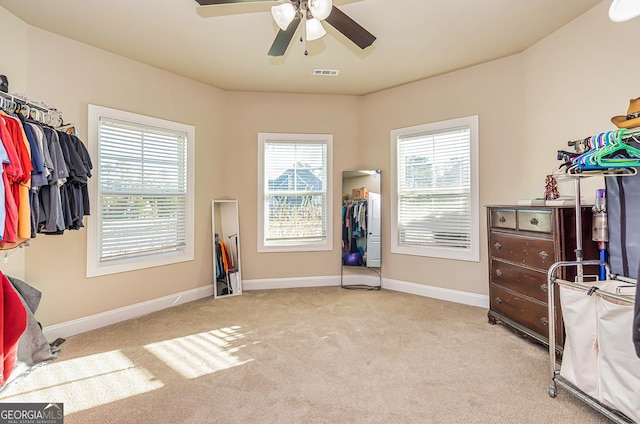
257, 132, 333, 253
390, 115, 479, 262
86, 104, 195, 277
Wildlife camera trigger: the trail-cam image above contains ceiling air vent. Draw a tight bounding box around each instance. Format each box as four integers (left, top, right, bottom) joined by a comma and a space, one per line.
313, 69, 340, 77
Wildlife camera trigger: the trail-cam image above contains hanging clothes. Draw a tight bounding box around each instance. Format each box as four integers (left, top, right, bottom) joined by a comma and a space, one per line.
0, 111, 33, 241
218, 241, 232, 273
0, 115, 23, 244
0, 270, 28, 385
0, 98, 93, 247
342, 200, 369, 254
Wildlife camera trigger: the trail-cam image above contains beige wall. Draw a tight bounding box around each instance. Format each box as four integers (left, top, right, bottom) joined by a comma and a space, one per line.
14, 26, 227, 325
221, 92, 361, 280
519, 0, 640, 200
360, 55, 525, 294
2, 2, 636, 328
0, 6, 29, 279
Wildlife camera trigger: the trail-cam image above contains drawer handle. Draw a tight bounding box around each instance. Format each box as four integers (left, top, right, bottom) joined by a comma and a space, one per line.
499, 216, 506, 223
540, 317, 549, 326
495, 269, 503, 277
530, 217, 539, 226
540, 283, 548, 293
494, 242, 502, 250
539, 250, 549, 260
495, 297, 502, 304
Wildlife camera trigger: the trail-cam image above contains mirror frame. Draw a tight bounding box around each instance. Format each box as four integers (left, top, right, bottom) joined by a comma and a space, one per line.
212, 199, 242, 299
341, 169, 382, 269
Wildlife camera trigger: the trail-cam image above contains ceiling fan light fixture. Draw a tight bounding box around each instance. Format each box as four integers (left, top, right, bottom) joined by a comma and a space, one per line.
272, 3, 297, 31
609, 0, 640, 22
306, 18, 326, 41
309, 0, 333, 21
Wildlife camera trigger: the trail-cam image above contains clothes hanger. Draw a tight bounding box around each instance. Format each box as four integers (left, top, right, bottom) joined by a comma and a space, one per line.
595, 128, 640, 168
573, 132, 606, 170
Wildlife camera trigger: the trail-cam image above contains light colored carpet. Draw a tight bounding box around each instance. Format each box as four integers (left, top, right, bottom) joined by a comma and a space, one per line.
0, 287, 611, 423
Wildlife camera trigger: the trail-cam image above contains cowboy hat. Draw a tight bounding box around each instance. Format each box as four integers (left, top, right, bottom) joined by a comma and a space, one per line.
612, 97, 640, 129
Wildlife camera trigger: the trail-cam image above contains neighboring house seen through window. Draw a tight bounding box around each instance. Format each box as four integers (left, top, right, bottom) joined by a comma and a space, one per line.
390, 115, 479, 262
258, 133, 333, 252
87, 105, 195, 277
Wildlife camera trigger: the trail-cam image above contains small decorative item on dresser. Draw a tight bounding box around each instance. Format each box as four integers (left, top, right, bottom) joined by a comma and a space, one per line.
544, 174, 560, 200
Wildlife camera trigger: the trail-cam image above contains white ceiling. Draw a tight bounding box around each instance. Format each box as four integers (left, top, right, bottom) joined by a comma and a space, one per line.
0, 0, 603, 95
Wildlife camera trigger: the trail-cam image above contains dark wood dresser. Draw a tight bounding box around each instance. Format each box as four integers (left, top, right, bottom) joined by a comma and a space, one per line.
486, 205, 599, 351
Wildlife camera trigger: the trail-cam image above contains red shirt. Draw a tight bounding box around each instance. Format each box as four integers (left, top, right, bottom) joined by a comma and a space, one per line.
0, 270, 28, 385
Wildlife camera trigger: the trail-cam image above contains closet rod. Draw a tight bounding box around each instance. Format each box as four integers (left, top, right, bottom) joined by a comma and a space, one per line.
0, 91, 65, 127
567, 127, 640, 149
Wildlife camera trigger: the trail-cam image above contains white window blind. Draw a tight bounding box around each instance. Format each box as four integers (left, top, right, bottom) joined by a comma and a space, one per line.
258, 133, 333, 252
87, 105, 195, 277
98, 117, 188, 260
391, 116, 479, 261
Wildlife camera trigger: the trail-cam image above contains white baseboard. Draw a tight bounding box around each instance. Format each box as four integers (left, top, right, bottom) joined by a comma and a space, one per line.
242, 275, 340, 290
42, 284, 213, 342
244, 275, 488, 308
43, 276, 488, 341
382, 278, 489, 309
242, 273, 382, 290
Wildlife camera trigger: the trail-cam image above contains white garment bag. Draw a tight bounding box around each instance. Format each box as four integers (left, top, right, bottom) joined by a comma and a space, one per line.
559, 280, 639, 423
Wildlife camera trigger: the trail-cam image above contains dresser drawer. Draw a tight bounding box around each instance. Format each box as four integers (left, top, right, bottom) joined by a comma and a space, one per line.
489, 231, 555, 271
490, 259, 549, 303
518, 210, 552, 233
490, 209, 516, 229
490, 284, 557, 339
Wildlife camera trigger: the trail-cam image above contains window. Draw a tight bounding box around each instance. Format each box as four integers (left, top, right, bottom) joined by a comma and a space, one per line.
258, 133, 333, 252
87, 105, 195, 277
390, 115, 479, 262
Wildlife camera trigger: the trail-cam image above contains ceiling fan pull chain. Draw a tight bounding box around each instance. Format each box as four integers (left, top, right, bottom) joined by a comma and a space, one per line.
303, 10, 309, 56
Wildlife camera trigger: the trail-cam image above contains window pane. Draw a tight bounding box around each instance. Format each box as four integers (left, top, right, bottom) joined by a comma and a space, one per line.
264, 141, 327, 243
265, 194, 326, 241
398, 127, 471, 249
257, 133, 333, 252
391, 116, 478, 261
98, 117, 188, 262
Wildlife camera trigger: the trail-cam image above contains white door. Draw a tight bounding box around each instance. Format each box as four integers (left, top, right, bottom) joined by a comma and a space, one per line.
366, 192, 381, 267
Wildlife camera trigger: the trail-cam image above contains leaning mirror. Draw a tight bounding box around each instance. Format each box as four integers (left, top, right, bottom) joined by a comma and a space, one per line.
212, 199, 242, 299
341, 170, 381, 290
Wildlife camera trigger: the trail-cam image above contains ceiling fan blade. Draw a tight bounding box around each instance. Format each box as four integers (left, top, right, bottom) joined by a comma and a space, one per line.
324, 6, 376, 50
268, 16, 301, 56
195, 0, 278, 18
195, 0, 275, 5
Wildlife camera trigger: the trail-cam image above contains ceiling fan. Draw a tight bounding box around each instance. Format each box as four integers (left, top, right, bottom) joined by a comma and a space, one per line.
194, 0, 376, 56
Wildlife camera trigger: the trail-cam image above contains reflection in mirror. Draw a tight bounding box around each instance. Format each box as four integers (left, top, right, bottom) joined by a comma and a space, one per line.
341, 170, 382, 290
212, 199, 242, 299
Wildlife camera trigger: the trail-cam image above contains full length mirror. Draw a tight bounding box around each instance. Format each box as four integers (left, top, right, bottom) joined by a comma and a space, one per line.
341, 170, 381, 269
212, 199, 242, 299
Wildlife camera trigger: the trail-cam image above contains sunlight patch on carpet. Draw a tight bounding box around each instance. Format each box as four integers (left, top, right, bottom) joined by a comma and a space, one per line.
0, 350, 164, 414
144, 326, 252, 379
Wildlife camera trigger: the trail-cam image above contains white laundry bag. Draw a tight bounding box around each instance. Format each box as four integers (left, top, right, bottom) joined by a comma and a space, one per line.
559, 284, 600, 399
560, 279, 638, 422
598, 293, 640, 423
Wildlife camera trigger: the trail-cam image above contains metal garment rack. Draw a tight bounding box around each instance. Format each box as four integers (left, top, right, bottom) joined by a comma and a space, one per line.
0, 91, 64, 127
546, 173, 637, 423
